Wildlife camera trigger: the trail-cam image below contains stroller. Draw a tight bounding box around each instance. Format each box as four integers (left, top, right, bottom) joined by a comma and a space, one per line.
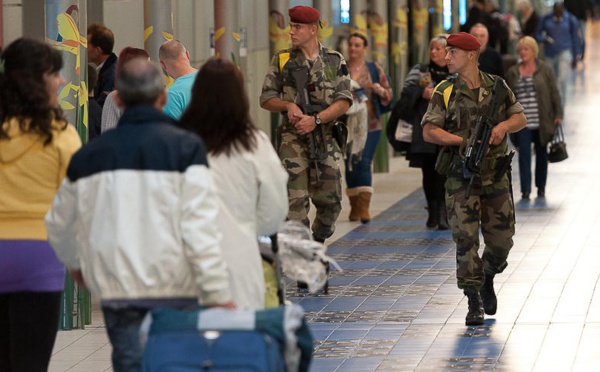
260, 221, 341, 300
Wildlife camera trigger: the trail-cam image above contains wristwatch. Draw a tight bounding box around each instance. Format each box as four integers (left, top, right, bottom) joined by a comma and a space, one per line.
314, 115, 322, 125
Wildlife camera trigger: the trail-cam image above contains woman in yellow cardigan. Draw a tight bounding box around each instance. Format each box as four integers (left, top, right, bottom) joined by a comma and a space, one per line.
0, 38, 81, 371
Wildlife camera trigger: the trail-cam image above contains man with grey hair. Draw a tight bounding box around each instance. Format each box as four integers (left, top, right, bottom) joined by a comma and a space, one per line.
159, 40, 198, 119
45, 58, 234, 371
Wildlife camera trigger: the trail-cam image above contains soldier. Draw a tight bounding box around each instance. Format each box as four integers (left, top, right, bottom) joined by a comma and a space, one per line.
421, 32, 526, 326
260, 6, 352, 243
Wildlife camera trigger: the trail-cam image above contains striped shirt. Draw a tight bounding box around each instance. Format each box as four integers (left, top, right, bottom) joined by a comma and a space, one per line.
514, 76, 539, 129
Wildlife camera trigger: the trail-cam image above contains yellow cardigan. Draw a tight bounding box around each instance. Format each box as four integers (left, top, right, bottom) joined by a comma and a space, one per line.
0, 118, 81, 240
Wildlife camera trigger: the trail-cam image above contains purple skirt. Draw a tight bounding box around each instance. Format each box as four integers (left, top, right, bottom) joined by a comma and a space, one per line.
0, 240, 65, 293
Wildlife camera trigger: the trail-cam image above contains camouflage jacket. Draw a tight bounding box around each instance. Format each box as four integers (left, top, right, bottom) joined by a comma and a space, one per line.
421, 71, 523, 159
259, 43, 352, 125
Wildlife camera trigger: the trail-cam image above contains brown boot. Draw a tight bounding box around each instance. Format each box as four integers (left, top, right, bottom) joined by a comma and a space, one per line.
347, 188, 360, 221
358, 191, 372, 224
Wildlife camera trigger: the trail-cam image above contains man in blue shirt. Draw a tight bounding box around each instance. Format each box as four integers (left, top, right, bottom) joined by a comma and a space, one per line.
159, 40, 198, 120
536, 2, 582, 103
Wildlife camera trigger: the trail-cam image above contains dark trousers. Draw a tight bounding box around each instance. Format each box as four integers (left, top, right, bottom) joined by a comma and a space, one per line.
420, 153, 446, 203
0, 291, 62, 372
515, 128, 547, 195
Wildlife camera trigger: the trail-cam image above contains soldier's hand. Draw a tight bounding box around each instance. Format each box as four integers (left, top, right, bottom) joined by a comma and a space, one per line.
293, 114, 316, 136
489, 125, 507, 146
286, 103, 303, 124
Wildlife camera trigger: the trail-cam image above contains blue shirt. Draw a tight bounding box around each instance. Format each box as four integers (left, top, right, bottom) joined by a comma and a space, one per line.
164, 72, 198, 120
536, 10, 582, 59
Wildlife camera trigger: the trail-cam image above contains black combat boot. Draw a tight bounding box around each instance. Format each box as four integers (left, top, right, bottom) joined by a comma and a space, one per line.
437, 202, 449, 230
464, 290, 484, 326
480, 274, 497, 315
426, 199, 438, 228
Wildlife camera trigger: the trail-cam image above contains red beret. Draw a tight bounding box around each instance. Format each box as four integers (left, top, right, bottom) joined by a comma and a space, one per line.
289, 6, 320, 24
446, 32, 482, 51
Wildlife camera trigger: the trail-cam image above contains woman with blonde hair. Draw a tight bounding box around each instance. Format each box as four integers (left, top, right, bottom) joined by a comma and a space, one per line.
506, 36, 563, 199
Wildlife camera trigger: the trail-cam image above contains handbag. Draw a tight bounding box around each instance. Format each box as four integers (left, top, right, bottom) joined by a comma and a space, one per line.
548, 125, 568, 163
394, 119, 412, 143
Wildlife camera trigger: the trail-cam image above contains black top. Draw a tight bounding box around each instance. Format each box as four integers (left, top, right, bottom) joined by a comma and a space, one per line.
478, 47, 504, 78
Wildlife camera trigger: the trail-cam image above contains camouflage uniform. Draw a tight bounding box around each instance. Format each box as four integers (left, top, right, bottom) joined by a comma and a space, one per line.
260, 44, 352, 241
421, 71, 524, 291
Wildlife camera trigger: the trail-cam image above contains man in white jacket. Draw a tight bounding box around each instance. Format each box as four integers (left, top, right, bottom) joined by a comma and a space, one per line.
45, 58, 234, 372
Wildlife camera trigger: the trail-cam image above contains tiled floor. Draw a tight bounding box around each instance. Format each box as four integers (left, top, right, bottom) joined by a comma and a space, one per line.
50, 23, 600, 372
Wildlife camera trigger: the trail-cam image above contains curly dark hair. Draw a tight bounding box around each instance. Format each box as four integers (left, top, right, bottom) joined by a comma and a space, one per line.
181, 58, 257, 156
0, 38, 67, 145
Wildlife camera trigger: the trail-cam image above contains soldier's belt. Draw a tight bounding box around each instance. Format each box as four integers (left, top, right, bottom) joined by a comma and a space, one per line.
450, 155, 502, 173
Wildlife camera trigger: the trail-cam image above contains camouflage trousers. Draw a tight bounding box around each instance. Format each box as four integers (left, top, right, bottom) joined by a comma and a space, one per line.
445, 172, 515, 291
278, 125, 342, 241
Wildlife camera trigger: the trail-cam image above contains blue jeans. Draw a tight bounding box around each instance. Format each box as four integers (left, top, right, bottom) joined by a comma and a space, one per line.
546, 50, 572, 104
345, 130, 381, 188
515, 128, 547, 195
102, 307, 149, 372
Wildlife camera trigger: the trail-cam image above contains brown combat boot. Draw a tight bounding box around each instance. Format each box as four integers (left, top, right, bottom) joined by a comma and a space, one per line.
464, 290, 484, 326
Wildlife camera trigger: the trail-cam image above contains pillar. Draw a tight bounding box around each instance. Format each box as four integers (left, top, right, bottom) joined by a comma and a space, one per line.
23, 0, 46, 40
214, 0, 240, 64
313, 0, 334, 48
430, 0, 444, 37
268, 0, 290, 54
267, 0, 290, 141
0, 0, 3, 46
143, 0, 174, 63
411, 0, 430, 65
370, 0, 390, 172
350, 0, 369, 41
390, 0, 409, 111
45, 0, 91, 330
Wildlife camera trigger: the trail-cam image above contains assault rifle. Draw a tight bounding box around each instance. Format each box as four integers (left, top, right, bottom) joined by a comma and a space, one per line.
289, 66, 328, 180
462, 78, 509, 198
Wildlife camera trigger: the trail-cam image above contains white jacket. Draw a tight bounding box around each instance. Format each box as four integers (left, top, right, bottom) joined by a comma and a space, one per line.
209, 130, 288, 309
45, 106, 232, 305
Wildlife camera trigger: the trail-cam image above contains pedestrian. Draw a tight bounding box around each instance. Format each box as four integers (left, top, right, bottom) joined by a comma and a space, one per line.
470, 23, 504, 77
515, 0, 540, 38
87, 23, 117, 107
0, 37, 81, 372
344, 32, 393, 223
100, 47, 149, 134
260, 5, 352, 243
180, 58, 288, 310
159, 40, 198, 120
45, 58, 234, 372
422, 32, 526, 326
506, 36, 563, 200
398, 34, 450, 230
536, 2, 582, 102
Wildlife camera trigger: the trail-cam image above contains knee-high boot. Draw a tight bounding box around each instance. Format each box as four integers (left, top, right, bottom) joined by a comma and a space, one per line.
346, 188, 360, 222
426, 199, 438, 228
438, 201, 449, 230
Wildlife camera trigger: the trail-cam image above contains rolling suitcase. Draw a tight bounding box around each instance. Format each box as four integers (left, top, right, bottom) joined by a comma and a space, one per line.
143, 329, 284, 371
141, 304, 312, 372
